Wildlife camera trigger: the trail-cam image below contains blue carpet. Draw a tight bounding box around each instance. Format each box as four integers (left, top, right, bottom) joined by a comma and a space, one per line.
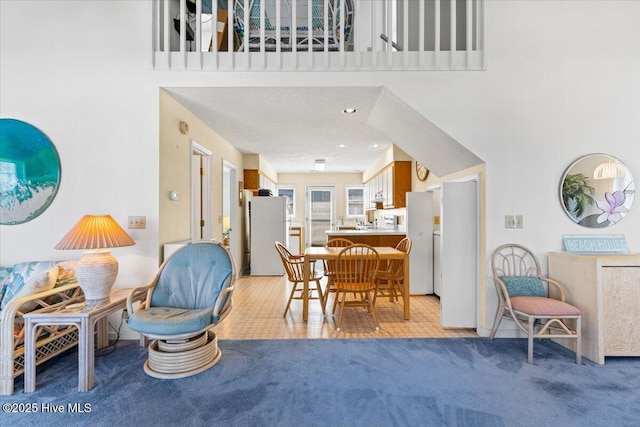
1, 338, 638, 427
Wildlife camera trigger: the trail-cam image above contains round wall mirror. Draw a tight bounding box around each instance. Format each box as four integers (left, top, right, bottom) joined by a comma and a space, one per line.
560, 154, 634, 227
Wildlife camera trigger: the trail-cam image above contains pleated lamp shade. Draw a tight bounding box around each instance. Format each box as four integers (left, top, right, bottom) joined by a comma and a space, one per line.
55, 215, 135, 250
55, 215, 135, 300
593, 162, 626, 180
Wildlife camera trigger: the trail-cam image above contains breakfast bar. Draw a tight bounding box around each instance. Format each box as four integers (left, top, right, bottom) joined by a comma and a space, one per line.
326, 229, 406, 247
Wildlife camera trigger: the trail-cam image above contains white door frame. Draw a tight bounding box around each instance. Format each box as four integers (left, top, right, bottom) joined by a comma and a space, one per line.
222, 160, 240, 276
192, 141, 213, 240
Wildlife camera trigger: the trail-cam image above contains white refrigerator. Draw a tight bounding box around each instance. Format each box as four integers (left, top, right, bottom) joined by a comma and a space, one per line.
250, 196, 290, 275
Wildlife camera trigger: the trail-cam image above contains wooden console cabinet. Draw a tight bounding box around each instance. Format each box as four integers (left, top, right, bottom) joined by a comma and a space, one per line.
548, 252, 640, 364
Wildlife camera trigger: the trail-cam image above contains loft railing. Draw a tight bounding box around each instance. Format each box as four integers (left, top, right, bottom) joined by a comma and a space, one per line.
152, 0, 485, 71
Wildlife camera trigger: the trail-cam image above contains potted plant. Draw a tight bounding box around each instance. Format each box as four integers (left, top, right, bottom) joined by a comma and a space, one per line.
562, 173, 595, 219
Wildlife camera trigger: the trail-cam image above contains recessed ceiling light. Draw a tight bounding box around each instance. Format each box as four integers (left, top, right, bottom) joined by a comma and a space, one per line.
337, 144, 347, 148
342, 108, 357, 114
370, 144, 379, 148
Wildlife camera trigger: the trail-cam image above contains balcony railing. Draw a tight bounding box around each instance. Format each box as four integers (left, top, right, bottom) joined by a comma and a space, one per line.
152, 0, 485, 71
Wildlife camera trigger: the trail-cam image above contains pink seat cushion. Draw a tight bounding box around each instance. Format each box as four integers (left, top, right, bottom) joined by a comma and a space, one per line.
510, 296, 581, 316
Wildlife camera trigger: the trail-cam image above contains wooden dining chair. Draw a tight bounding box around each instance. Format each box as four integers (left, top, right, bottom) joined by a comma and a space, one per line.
374, 237, 412, 307
333, 244, 380, 331
322, 238, 354, 313
274, 242, 325, 318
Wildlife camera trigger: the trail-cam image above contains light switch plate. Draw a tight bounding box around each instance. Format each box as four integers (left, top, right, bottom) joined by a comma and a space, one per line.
504, 215, 515, 229
515, 215, 523, 229
128, 216, 146, 229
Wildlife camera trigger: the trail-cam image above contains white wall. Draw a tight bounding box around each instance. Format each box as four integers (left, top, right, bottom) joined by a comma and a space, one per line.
2, 1, 639, 338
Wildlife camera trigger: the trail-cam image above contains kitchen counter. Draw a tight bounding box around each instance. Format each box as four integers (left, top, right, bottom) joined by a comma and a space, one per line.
326, 229, 406, 248
327, 229, 406, 236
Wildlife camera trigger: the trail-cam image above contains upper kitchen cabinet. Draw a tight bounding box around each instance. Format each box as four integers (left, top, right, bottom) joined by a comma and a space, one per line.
243, 154, 278, 195
244, 169, 277, 195
364, 161, 411, 209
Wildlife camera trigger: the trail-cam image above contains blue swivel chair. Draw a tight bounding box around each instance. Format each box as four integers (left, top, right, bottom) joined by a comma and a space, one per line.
126, 241, 235, 378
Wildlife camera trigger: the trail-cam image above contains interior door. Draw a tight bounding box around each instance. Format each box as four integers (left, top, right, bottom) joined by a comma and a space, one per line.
406, 191, 433, 294
440, 180, 478, 328
305, 186, 336, 247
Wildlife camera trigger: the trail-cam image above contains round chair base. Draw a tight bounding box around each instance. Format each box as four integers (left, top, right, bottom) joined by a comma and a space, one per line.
144, 330, 221, 379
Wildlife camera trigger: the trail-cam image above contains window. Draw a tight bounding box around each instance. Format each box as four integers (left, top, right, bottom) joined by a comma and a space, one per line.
346, 185, 364, 217
277, 185, 296, 218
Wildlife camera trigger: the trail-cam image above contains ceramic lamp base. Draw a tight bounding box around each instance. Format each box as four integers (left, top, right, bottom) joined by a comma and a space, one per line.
76, 250, 118, 300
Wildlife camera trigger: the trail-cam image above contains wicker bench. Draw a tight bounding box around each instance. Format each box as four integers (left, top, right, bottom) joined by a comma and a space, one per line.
1, 265, 81, 395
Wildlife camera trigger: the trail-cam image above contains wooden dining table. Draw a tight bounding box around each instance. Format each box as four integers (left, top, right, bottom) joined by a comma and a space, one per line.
302, 246, 410, 321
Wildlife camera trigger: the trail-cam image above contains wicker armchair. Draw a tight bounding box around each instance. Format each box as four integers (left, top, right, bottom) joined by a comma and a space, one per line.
490, 243, 581, 364
127, 241, 235, 379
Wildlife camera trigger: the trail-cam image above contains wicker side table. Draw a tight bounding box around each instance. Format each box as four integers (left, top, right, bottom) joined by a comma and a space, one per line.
23, 288, 144, 393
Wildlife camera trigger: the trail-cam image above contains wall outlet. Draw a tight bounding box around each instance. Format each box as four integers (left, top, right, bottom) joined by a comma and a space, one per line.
504, 215, 515, 229
515, 215, 523, 229
128, 216, 146, 229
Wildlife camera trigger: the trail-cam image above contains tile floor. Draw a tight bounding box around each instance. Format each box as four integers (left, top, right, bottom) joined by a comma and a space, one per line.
214, 274, 478, 340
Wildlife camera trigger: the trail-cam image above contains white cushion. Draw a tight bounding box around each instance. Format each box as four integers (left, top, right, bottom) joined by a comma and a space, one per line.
1, 265, 59, 311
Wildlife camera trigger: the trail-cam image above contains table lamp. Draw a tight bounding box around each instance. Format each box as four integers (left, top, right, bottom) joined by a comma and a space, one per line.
55, 215, 135, 300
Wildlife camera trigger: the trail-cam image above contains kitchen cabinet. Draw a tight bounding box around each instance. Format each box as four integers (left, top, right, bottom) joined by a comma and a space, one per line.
548, 252, 640, 364
382, 169, 389, 206
363, 161, 411, 209
385, 168, 394, 208
244, 169, 276, 195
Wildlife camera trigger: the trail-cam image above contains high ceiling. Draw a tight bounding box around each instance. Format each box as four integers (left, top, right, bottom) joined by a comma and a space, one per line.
165, 87, 394, 173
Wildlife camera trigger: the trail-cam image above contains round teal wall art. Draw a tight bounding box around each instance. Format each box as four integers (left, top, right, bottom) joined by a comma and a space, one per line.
0, 118, 61, 225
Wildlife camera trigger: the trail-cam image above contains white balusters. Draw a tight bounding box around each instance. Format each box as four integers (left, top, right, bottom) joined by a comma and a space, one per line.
152, 0, 485, 71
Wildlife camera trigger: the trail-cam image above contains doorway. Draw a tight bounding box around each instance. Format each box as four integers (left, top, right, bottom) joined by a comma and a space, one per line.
222, 161, 239, 273
191, 141, 212, 240
305, 186, 336, 247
